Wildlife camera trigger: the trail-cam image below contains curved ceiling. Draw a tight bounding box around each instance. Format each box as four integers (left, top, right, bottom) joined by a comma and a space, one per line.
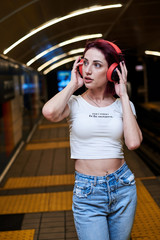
0, 0, 160, 74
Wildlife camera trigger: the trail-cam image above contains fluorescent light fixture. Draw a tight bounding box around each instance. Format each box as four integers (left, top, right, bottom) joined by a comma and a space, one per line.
135, 65, 144, 71
43, 56, 79, 75
145, 50, 160, 57
38, 53, 67, 71
38, 48, 84, 71
68, 48, 84, 55
3, 4, 122, 55
26, 33, 102, 66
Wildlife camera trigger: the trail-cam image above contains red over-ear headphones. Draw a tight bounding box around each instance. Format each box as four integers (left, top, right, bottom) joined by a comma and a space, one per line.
77, 40, 123, 82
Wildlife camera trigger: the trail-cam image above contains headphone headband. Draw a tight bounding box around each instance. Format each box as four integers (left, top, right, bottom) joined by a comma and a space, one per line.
105, 40, 122, 54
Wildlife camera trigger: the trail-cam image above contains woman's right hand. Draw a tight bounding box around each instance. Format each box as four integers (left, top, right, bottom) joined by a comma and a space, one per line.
70, 57, 84, 90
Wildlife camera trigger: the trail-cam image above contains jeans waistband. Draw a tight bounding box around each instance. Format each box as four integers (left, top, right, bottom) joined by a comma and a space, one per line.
75, 161, 128, 182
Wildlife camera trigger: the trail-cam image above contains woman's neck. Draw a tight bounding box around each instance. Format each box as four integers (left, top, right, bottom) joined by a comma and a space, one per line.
86, 89, 113, 101
82, 90, 115, 108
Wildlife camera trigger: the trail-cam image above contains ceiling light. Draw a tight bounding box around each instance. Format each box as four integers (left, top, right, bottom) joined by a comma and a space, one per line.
43, 56, 79, 75
68, 48, 84, 55
38, 53, 67, 71
145, 50, 160, 57
26, 33, 102, 66
38, 48, 84, 71
3, 4, 122, 55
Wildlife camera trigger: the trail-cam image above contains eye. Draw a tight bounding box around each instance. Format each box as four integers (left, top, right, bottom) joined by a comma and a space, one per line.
83, 60, 88, 66
94, 63, 101, 68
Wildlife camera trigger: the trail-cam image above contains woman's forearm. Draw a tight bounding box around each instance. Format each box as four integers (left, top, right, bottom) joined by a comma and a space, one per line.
42, 81, 76, 122
121, 94, 143, 150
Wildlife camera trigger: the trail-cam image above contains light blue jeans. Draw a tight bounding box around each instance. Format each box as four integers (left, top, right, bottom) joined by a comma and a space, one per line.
72, 162, 137, 240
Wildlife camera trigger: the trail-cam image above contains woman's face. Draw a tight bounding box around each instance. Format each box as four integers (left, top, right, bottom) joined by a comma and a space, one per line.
83, 48, 108, 89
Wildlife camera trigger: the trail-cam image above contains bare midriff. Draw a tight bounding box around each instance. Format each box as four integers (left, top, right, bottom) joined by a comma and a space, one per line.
75, 158, 125, 176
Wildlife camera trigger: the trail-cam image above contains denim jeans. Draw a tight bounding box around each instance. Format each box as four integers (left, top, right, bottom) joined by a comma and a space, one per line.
72, 162, 137, 240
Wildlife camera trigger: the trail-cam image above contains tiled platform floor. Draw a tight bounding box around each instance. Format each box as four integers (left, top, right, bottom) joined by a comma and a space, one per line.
0, 118, 159, 240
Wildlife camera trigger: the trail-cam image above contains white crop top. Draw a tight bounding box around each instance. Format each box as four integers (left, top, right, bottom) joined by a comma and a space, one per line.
67, 95, 136, 159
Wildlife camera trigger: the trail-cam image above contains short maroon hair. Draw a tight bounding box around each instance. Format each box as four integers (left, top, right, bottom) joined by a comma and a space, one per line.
83, 39, 124, 95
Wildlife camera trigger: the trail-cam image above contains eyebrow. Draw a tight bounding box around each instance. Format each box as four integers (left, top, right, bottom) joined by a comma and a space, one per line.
84, 58, 103, 64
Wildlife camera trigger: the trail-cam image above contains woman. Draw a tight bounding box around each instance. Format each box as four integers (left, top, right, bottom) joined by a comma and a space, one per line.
42, 39, 142, 240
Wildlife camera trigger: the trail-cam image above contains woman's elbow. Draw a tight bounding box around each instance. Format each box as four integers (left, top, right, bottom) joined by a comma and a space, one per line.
127, 142, 140, 150
127, 137, 143, 150
42, 105, 56, 122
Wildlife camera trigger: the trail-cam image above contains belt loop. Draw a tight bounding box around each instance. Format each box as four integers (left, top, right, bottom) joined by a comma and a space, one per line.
106, 171, 109, 181
94, 176, 97, 186
114, 172, 119, 181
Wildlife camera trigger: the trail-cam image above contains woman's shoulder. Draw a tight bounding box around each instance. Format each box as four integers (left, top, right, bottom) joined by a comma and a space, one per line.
68, 95, 81, 111
68, 95, 81, 103
114, 97, 136, 115
114, 97, 135, 106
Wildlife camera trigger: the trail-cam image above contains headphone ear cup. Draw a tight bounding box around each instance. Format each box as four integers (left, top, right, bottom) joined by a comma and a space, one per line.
107, 63, 120, 82
77, 59, 83, 78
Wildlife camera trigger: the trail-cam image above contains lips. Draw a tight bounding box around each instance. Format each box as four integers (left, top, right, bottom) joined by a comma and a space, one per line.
84, 77, 93, 83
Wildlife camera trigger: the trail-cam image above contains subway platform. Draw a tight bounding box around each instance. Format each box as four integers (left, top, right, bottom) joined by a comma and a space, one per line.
0, 117, 160, 240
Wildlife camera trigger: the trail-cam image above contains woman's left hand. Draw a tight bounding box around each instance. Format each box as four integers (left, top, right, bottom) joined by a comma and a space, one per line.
114, 61, 128, 97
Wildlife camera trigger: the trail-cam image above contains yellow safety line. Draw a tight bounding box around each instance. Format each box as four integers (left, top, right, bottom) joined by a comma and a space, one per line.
0, 191, 73, 214
39, 123, 68, 129
131, 180, 160, 239
146, 103, 160, 110
2, 175, 157, 190
31, 137, 69, 143
140, 102, 160, 111
136, 176, 157, 180
25, 141, 70, 150
3, 174, 74, 189
0, 229, 35, 240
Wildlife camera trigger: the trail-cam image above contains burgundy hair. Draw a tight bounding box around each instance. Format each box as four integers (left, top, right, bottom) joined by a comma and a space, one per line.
83, 39, 124, 95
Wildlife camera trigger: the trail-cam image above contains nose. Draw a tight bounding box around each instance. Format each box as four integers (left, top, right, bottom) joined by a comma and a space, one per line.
84, 64, 92, 75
